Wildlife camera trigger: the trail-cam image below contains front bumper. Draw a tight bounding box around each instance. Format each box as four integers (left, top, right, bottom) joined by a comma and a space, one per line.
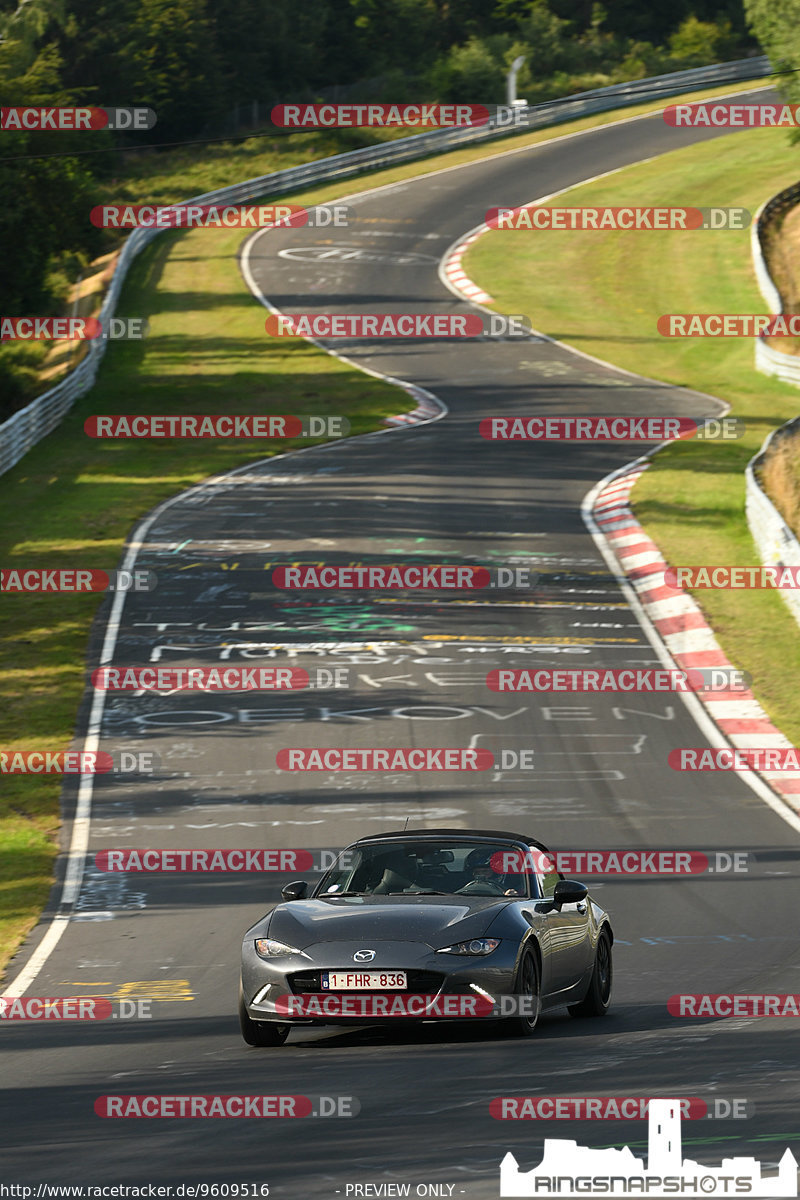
240, 937, 520, 1025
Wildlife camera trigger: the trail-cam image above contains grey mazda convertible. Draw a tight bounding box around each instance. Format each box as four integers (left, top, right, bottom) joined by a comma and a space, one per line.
238, 828, 613, 1045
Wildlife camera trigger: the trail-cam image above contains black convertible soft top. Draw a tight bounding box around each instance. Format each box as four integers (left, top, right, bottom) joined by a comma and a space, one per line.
353, 828, 554, 856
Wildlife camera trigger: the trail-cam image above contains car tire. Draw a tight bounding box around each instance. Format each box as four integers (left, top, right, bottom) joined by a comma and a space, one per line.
502, 949, 541, 1037
238, 984, 290, 1047
568, 929, 612, 1018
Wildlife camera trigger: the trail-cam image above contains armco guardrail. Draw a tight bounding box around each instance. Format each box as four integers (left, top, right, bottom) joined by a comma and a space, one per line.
746, 418, 800, 630
0, 55, 772, 479
752, 179, 800, 386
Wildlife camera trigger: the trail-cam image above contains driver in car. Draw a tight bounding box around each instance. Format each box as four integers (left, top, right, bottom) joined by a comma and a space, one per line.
456, 848, 521, 896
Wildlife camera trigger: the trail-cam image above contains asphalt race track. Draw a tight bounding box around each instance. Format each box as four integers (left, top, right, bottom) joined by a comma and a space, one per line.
4, 89, 800, 1197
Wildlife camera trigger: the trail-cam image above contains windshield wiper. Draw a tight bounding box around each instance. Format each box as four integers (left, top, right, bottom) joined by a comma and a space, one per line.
385, 889, 447, 895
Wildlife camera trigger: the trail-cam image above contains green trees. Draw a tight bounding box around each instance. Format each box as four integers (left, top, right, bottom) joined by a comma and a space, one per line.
0, 0, 769, 403
0, 29, 102, 314
744, 0, 800, 109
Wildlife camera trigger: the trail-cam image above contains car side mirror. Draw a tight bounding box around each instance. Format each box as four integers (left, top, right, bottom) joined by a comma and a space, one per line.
281, 879, 308, 901
553, 879, 588, 909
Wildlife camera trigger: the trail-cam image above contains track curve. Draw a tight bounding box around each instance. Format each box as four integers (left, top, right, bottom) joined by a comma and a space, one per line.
4, 88, 800, 1197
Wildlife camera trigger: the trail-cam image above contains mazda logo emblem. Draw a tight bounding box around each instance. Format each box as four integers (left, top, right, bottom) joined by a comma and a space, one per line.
353, 949, 376, 962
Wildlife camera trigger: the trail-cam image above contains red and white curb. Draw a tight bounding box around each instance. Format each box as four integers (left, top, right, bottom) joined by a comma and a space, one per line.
591, 461, 800, 811
441, 230, 494, 304
382, 381, 446, 426
438, 152, 800, 824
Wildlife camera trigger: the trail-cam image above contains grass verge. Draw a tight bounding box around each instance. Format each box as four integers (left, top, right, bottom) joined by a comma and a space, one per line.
465, 124, 800, 748
759, 200, 800, 538
761, 431, 800, 537
0, 219, 404, 976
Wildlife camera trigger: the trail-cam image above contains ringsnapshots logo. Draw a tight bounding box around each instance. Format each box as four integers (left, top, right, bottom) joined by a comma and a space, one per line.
265, 313, 531, 338
1, 317, 148, 341
485, 206, 750, 231
480, 416, 743, 441
498, 1099, 797, 1197
90, 203, 351, 229
1, 106, 156, 130
0, 568, 155, 593
84, 415, 349, 438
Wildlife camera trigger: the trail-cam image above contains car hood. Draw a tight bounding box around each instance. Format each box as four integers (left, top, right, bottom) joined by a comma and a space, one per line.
267, 895, 510, 950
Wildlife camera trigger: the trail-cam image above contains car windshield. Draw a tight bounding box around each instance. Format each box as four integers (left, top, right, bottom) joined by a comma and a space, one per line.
315, 840, 531, 898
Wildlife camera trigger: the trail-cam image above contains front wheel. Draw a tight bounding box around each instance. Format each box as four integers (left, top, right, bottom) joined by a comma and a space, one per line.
502, 950, 541, 1037
568, 930, 612, 1018
239, 983, 290, 1046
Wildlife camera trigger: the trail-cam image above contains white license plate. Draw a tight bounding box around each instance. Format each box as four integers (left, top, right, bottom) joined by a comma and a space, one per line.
321, 971, 407, 990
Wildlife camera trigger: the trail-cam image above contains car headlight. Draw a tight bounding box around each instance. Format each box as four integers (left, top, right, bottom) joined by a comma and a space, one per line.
254, 938, 302, 958
437, 938, 500, 956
